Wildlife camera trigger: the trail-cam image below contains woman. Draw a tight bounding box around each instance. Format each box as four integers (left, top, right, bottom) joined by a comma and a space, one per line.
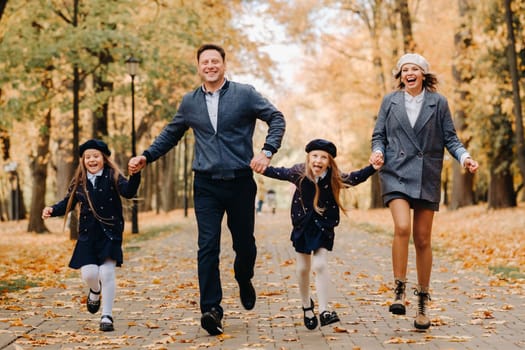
369, 53, 478, 330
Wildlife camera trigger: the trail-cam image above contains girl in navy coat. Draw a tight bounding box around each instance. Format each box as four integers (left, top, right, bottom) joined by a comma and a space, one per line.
42, 139, 141, 332
263, 139, 378, 330
369, 53, 478, 330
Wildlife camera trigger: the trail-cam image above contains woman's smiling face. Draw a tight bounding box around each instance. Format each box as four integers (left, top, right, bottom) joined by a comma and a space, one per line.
308, 150, 330, 177
401, 63, 424, 96
83, 149, 104, 174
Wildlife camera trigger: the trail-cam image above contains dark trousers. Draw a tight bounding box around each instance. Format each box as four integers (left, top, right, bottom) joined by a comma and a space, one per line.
193, 175, 257, 315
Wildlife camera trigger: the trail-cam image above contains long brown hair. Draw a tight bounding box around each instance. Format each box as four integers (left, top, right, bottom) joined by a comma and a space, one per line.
62, 153, 124, 230
300, 153, 347, 215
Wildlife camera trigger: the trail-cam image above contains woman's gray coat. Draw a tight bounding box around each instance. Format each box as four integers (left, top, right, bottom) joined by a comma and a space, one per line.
371, 90, 468, 204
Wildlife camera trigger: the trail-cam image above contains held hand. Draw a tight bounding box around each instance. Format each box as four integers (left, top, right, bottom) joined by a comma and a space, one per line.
250, 152, 271, 174
464, 157, 479, 173
128, 155, 147, 175
42, 207, 53, 220
369, 151, 384, 170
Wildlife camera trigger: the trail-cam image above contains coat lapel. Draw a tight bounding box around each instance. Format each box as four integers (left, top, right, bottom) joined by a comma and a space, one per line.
391, 92, 421, 151
413, 92, 437, 136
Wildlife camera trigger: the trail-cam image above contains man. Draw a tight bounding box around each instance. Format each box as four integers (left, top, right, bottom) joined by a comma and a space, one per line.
128, 43, 285, 335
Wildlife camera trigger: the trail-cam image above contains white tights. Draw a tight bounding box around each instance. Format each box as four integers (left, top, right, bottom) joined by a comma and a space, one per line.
80, 260, 116, 316
296, 248, 330, 315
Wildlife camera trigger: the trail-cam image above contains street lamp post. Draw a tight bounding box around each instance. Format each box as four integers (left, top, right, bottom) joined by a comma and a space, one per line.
126, 56, 140, 234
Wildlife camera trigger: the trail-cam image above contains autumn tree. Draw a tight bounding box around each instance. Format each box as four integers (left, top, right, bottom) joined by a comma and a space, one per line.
504, 0, 525, 201
340, 0, 395, 209
0, 0, 280, 234
396, 0, 416, 52
449, 0, 476, 209
468, 1, 517, 208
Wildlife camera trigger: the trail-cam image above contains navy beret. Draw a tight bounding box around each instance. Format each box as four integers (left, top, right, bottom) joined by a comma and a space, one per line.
79, 139, 111, 157
305, 139, 337, 158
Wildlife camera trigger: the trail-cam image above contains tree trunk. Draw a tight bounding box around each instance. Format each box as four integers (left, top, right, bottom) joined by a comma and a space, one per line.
92, 47, 113, 139
70, 0, 80, 240
370, 173, 383, 208
8, 172, 26, 220
28, 109, 51, 233
0, 127, 9, 220
370, 1, 388, 208
487, 105, 516, 209
397, 0, 416, 52
92, 78, 111, 139
503, 0, 525, 201
0, 0, 7, 24
450, 0, 475, 210
450, 162, 475, 209
488, 167, 516, 209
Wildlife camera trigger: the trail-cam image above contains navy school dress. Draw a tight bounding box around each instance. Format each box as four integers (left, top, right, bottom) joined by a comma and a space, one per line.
263, 164, 375, 254
50, 166, 141, 268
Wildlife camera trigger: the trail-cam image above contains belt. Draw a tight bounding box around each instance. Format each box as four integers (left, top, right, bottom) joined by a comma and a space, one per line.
194, 168, 253, 181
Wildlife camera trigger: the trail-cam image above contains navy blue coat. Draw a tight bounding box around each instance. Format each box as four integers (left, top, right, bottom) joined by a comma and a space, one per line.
263, 164, 375, 253
51, 166, 141, 241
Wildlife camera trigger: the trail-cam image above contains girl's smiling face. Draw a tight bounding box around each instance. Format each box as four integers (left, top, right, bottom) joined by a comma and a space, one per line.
83, 149, 104, 174
401, 63, 424, 96
308, 150, 330, 177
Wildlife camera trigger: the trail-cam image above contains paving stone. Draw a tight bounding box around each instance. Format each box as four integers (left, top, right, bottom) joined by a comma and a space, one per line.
0, 210, 523, 349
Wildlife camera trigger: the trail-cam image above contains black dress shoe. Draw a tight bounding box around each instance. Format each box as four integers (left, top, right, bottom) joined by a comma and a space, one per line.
238, 280, 256, 310
302, 298, 318, 330
201, 307, 223, 335
87, 287, 101, 314
320, 310, 340, 326
99, 315, 114, 332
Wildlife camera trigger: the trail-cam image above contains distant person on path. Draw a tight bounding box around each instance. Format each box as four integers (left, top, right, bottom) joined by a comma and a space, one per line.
260, 139, 379, 330
266, 188, 277, 214
256, 177, 265, 214
42, 139, 141, 332
128, 43, 285, 335
369, 53, 479, 330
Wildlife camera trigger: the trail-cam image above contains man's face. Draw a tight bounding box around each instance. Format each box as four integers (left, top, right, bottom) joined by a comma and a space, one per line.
198, 49, 226, 86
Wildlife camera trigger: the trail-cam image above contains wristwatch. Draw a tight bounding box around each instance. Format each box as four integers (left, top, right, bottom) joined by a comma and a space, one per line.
262, 149, 273, 158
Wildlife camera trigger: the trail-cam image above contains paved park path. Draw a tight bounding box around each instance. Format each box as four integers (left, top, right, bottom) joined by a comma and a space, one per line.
1, 209, 523, 349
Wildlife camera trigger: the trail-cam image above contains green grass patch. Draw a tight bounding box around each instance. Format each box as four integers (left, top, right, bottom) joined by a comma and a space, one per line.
127, 224, 181, 243
488, 266, 525, 279
0, 277, 39, 294
124, 224, 181, 253
355, 222, 392, 237
124, 245, 141, 253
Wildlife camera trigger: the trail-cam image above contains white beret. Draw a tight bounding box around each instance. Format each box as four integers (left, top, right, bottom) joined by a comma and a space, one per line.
393, 53, 430, 75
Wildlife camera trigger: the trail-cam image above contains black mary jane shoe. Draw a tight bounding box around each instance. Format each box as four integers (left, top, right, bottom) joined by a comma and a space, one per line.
320, 310, 340, 327
87, 287, 101, 314
100, 315, 114, 332
302, 298, 318, 330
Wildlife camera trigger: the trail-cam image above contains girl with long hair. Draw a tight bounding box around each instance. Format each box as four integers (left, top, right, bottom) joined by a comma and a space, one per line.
262, 139, 379, 329
42, 139, 141, 332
